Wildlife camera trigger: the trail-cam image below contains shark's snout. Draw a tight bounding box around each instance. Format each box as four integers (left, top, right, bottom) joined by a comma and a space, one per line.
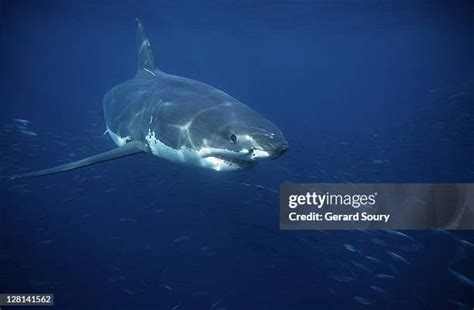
267, 141, 289, 159
274, 143, 289, 157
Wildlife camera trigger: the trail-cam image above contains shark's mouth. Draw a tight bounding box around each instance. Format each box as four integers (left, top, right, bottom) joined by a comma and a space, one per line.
207, 154, 257, 170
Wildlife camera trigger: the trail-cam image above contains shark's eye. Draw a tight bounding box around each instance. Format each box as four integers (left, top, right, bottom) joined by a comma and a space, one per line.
230, 133, 237, 143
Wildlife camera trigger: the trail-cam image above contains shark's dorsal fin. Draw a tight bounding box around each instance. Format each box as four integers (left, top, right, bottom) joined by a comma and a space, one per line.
135, 18, 157, 76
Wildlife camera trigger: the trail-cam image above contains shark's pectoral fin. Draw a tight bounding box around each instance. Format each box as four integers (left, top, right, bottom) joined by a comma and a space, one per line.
7, 141, 148, 180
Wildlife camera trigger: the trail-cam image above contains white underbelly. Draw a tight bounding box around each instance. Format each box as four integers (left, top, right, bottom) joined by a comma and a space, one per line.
144, 129, 236, 171
107, 128, 237, 171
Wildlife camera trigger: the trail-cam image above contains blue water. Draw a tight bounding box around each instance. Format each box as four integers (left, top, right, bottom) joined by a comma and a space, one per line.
1, 1, 474, 309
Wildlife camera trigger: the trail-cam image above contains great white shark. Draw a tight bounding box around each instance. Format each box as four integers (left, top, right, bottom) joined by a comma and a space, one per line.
8, 19, 288, 179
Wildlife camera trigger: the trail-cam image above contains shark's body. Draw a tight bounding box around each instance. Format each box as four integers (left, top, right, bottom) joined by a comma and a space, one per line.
9, 19, 288, 179
104, 70, 284, 171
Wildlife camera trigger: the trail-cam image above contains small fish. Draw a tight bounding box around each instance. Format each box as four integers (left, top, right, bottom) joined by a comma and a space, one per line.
52, 141, 67, 146
211, 298, 225, 309
8, 187, 33, 194
448, 269, 474, 288
13, 118, 31, 125
171, 303, 181, 310
43, 184, 57, 191
385, 230, 413, 241
108, 276, 126, 283
448, 91, 465, 99
119, 218, 137, 223
354, 296, 372, 306
173, 236, 191, 243
448, 299, 468, 309
457, 239, 474, 249
19, 130, 38, 136
370, 238, 387, 246
375, 274, 396, 279
122, 289, 134, 295
330, 275, 353, 282
160, 284, 172, 291
61, 197, 76, 204
386, 251, 410, 264
365, 256, 383, 264
351, 260, 372, 273
343, 243, 360, 253
370, 285, 388, 295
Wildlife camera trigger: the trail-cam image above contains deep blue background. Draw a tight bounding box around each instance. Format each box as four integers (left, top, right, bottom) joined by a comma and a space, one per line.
1, 1, 473, 309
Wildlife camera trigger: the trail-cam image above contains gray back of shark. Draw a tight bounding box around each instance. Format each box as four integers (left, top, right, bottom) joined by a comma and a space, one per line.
8, 19, 288, 179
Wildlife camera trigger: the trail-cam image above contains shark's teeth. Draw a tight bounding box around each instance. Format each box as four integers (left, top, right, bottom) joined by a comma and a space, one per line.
252, 149, 270, 159
145, 129, 250, 171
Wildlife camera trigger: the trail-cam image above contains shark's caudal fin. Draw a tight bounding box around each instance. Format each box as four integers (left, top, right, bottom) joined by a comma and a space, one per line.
135, 18, 157, 76
5, 142, 147, 180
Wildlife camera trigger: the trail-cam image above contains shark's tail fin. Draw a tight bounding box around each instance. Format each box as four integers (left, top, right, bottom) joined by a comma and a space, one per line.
3, 142, 147, 180
135, 18, 157, 76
